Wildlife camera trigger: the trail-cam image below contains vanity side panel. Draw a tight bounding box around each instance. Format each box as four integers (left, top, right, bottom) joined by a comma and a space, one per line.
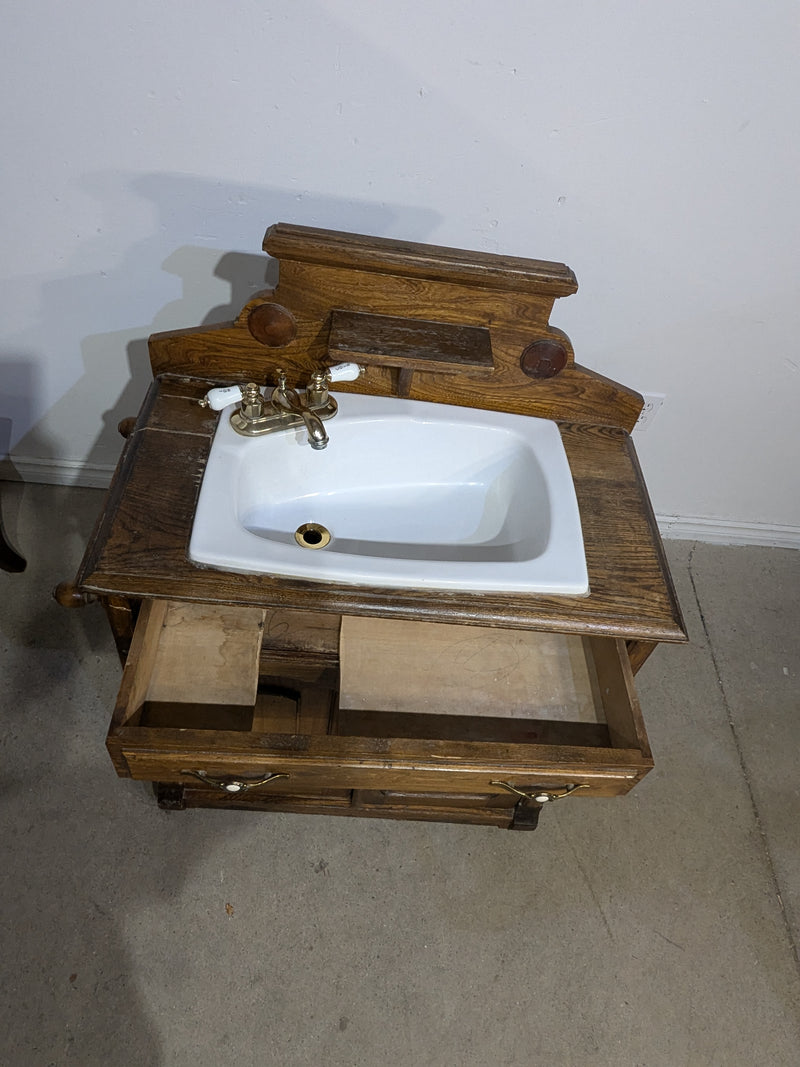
589, 637, 653, 759
106, 599, 169, 776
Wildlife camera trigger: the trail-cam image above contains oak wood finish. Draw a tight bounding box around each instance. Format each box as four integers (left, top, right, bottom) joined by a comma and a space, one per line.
106, 599, 653, 805
334, 709, 610, 747
263, 223, 579, 296
328, 310, 494, 373
626, 639, 659, 674
328, 309, 494, 397
76, 375, 685, 643
520, 339, 569, 380
247, 302, 297, 347
338, 619, 605, 722
121, 733, 648, 794
53, 580, 97, 608
68, 224, 686, 827
148, 224, 642, 433
100, 595, 138, 663
156, 783, 517, 826
145, 601, 265, 706
140, 702, 255, 732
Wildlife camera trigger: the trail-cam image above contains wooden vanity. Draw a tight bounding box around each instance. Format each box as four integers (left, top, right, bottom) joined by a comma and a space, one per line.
63, 225, 686, 830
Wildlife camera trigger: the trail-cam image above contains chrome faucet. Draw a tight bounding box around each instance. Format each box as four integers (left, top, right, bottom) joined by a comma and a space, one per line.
201, 363, 362, 447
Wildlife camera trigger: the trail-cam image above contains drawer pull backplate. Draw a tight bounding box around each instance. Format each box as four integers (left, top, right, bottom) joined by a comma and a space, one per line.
180, 770, 289, 794
491, 781, 589, 803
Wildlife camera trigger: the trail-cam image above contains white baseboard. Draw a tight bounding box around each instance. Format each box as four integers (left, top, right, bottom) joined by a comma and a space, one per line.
3, 457, 799, 549
656, 515, 800, 549
2, 456, 117, 490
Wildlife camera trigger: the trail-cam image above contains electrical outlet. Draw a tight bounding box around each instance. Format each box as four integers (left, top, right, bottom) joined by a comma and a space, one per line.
635, 392, 666, 431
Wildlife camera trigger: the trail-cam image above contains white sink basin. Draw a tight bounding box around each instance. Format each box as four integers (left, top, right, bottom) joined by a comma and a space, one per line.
189, 393, 588, 595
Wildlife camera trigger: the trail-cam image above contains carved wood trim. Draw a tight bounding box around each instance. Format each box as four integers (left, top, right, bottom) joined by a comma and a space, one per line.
148, 224, 643, 432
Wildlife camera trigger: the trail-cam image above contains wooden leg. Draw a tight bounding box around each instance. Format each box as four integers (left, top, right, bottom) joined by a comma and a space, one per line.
154, 783, 187, 810
626, 639, 657, 675
509, 798, 543, 830
101, 595, 140, 663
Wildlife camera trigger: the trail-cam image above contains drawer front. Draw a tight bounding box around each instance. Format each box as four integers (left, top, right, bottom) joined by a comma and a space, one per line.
353, 788, 515, 811
116, 733, 644, 797
157, 783, 518, 827
108, 599, 652, 803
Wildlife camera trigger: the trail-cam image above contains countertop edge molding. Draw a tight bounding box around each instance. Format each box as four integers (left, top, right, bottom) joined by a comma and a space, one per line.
75, 374, 687, 644
263, 223, 579, 297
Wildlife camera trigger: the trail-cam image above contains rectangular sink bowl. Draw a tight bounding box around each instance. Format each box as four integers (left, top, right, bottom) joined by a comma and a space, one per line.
189, 392, 588, 595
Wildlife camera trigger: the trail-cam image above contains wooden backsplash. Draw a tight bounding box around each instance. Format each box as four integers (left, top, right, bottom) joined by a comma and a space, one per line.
148, 223, 643, 432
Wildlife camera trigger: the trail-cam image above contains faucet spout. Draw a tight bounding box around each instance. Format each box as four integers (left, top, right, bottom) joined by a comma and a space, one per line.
271, 373, 329, 449
302, 411, 329, 449
225, 368, 341, 443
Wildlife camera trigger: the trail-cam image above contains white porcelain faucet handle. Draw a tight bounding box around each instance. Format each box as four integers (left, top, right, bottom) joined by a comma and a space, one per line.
327, 362, 363, 382
200, 385, 245, 411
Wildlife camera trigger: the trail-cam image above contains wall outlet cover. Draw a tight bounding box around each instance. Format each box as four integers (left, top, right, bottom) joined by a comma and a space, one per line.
635, 392, 666, 431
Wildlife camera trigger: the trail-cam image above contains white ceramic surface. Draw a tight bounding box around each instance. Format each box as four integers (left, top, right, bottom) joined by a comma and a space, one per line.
189, 393, 588, 594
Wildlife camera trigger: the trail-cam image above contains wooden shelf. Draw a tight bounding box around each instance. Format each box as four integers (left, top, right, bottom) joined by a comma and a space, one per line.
264, 223, 579, 297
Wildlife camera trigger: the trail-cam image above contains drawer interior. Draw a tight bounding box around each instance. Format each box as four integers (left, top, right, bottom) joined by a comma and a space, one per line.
337, 616, 619, 747
108, 600, 652, 794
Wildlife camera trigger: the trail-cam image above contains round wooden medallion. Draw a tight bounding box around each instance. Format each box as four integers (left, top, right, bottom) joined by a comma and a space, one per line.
519, 339, 568, 379
247, 302, 297, 347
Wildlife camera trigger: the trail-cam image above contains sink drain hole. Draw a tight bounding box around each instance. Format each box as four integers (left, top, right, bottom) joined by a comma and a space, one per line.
295, 522, 331, 549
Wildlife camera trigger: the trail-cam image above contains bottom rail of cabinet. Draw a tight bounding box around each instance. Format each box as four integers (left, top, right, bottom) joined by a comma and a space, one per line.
153, 783, 551, 830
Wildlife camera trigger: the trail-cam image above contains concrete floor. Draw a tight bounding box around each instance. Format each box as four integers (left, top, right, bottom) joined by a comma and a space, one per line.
1, 482, 799, 1066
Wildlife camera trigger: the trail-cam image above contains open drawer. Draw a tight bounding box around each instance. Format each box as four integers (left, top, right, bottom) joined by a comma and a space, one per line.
107, 600, 653, 821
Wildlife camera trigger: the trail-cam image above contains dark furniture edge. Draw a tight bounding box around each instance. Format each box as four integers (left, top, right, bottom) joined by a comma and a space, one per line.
264, 223, 579, 297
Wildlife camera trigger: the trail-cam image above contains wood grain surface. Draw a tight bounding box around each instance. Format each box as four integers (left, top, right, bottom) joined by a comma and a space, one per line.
339, 618, 604, 722
84, 225, 685, 824
148, 224, 642, 432
263, 222, 579, 296
76, 375, 685, 642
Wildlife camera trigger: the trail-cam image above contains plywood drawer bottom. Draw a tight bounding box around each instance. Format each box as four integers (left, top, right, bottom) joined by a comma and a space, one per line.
109, 601, 653, 823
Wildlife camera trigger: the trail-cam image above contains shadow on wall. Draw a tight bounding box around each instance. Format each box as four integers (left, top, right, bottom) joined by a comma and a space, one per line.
0, 417, 26, 571
7, 172, 441, 483
0, 360, 61, 473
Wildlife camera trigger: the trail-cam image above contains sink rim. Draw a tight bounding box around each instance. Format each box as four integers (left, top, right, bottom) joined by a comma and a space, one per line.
189, 393, 589, 595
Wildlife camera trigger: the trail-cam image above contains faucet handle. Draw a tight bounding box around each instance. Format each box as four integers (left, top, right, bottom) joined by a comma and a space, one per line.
327, 362, 362, 382
239, 382, 266, 419
306, 368, 329, 409
199, 384, 245, 410
306, 362, 362, 410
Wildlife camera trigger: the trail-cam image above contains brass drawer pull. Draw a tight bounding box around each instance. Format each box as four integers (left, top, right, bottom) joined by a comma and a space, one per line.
180, 770, 289, 794
490, 781, 589, 803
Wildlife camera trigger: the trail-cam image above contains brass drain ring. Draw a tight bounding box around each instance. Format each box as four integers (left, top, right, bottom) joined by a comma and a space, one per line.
294, 522, 331, 549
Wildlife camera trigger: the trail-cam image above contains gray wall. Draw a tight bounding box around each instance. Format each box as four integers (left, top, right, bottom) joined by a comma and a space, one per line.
2, 1, 799, 543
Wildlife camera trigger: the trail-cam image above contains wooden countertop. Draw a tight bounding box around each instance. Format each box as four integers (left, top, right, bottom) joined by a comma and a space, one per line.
76, 375, 686, 643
